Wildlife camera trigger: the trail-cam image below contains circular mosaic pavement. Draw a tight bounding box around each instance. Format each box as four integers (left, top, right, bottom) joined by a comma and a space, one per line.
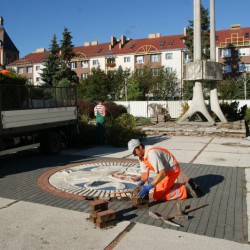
38, 160, 155, 199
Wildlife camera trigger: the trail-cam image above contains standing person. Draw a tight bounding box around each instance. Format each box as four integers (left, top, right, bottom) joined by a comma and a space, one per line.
128, 139, 201, 201
94, 100, 106, 145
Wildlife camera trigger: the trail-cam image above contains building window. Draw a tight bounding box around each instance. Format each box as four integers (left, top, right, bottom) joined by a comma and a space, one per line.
239, 63, 250, 72
238, 48, 250, 56
221, 49, 231, 58
28, 78, 33, 84
165, 53, 173, 60
223, 65, 232, 73
137, 69, 143, 77
36, 66, 40, 71
70, 62, 77, 69
150, 54, 160, 63
151, 68, 159, 76
93, 60, 99, 66
166, 67, 173, 73
18, 67, 23, 74
124, 56, 130, 63
27, 66, 32, 73
246, 64, 250, 72
239, 64, 246, 72
135, 55, 144, 64
81, 60, 88, 68
81, 73, 88, 79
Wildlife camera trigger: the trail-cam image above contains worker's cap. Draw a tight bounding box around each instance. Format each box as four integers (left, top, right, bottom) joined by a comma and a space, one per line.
128, 139, 141, 154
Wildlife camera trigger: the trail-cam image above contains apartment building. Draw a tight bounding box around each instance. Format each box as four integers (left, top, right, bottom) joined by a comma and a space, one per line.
6, 24, 250, 87
0, 16, 19, 66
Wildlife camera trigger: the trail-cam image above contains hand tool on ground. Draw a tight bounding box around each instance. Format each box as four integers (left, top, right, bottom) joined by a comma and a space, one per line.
169, 202, 209, 221
148, 211, 181, 227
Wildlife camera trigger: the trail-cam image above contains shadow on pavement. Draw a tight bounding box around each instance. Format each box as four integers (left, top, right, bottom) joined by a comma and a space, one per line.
0, 149, 98, 178
142, 136, 169, 145
193, 174, 224, 195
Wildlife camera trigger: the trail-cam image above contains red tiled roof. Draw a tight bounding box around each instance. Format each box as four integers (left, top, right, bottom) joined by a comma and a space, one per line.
8, 51, 49, 66
7, 26, 250, 66
216, 27, 250, 46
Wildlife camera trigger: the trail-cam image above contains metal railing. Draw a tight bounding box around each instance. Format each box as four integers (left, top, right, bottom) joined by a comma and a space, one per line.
0, 85, 77, 111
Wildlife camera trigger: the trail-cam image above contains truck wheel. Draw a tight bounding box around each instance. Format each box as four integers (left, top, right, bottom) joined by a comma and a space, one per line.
40, 132, 62, 154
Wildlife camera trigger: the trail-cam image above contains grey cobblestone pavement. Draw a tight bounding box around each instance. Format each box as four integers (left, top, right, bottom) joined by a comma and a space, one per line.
0, 151, 247, 244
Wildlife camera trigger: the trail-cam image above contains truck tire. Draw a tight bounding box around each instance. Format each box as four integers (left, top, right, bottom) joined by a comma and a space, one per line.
40, 132, 62, 154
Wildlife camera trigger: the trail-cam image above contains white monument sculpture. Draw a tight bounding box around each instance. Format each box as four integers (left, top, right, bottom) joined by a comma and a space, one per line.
179, 0, 227, 124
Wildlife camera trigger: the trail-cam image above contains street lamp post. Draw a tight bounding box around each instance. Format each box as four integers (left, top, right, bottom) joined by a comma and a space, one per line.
125, 78, 128, 101
237, 73, 250, 101
243, 74, 250, 101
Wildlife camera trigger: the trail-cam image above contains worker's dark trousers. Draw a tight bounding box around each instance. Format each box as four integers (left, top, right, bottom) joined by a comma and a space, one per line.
96, 122, 105, 145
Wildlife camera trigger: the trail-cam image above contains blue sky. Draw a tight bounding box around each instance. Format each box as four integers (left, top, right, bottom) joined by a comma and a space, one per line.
1, 0, 250, 58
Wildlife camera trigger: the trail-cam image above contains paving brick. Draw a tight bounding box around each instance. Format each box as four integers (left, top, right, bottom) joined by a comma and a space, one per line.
96, 209, 116, 222
89, 199, 108, 211
0, 156, 248, 244
95, 220, 116, 229
89, 215, 96, 223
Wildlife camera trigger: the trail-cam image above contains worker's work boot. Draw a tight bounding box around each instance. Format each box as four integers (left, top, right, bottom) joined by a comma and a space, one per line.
185, 181, 198, 198
185, 178, 203, 198
188, 178, 203, 197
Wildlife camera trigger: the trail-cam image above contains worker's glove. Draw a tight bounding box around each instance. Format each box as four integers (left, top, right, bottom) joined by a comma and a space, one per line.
138, 183, 154, 198
137, 180, 145, 186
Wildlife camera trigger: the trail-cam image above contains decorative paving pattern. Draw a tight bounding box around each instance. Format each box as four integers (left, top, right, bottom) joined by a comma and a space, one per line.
46, 160, 156, 199
0, 154, 247, 244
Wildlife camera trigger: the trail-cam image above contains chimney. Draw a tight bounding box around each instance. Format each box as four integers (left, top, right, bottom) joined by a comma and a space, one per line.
91, 40, 98, 46
231, 24, 241, 29
34, 48, 46, 53
111, 36, 117, 47
148, 33, 161, 39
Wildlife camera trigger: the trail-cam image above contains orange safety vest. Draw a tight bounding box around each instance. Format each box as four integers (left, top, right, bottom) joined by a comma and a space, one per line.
142, 147, 187, 201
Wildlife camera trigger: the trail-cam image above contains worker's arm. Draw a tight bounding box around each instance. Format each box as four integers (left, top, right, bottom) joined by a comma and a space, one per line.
151, 169, 165, 186
103, 107, 106, 117
140, 171, 149, 183
138, 169, 165, 198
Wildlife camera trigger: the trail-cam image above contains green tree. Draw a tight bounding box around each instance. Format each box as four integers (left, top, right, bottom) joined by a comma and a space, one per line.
217, 77, 238, 101
40, 34, 60, 86
181, 4, 210, 60
60, 27, 75, 63
151, 67, 180, 100
127, 74, 143, 100
54, 27, 78, 86
222, 45, 241, 79
235, 73, 250, 99
78, 67, 110, 100
108, 67, 130, 101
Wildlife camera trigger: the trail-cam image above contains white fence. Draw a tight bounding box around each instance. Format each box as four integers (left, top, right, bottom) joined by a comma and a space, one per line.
115, 100, 250, 119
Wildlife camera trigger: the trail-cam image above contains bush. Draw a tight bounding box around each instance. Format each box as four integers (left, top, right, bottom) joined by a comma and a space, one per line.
105, 113, 146, 147
244, 107, 250, 125
220, 101, 247, 121
77, 100, 95, 118
105, 101, 127, 118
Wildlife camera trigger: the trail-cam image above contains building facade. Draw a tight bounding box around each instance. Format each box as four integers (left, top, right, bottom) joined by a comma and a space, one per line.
0, 16, 19, 67
7, 24, 250, 88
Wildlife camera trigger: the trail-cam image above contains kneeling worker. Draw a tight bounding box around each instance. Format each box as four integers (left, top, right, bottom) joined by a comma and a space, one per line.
128, 139, 199, 201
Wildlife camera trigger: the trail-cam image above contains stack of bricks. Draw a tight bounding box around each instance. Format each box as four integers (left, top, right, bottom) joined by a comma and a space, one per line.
89, 199, 116, 229
132, 187, 149, 209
